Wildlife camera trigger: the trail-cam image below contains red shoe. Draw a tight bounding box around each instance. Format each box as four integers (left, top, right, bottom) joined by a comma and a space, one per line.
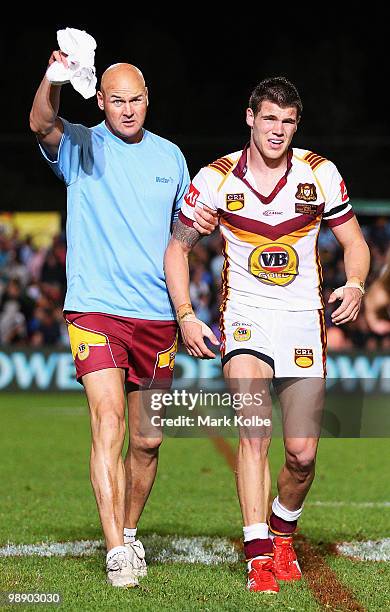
247, 557, 279, 593
272, 536, 302, 581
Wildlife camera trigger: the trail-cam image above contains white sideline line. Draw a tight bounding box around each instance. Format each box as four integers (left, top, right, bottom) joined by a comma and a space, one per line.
308, 501, 390, 508
337, 538, 390, 562
0, 535, 239, 565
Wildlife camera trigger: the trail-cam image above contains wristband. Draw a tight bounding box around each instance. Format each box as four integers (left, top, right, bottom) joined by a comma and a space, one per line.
345, 280, 365, 294
179, 313, 200, 324
346, 279, 365, 293
177, 303, 194, 322
333, 281, 365, 299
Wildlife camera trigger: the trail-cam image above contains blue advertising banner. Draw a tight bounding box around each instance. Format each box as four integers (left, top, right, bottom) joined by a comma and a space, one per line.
0, 349, 389, 393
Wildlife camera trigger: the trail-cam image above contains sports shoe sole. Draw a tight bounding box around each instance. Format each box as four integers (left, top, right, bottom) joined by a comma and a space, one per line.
107, 574, 138, 588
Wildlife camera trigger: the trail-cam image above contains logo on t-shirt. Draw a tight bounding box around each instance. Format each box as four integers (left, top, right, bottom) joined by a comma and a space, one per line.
184, 183, 200, 207
249, 243, 299, 287
226, 193, 245, 211
295, 203, 319, 215
156, 176, 174, 184
340, 179, 348, 203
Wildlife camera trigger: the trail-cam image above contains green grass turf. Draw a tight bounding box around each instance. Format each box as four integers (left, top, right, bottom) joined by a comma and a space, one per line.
0, 393, 389, 610
326, 557, 390, 611
1, 558, 322, 612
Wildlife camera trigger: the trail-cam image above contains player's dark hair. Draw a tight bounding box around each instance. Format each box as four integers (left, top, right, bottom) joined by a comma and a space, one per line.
249, 77, 303, 119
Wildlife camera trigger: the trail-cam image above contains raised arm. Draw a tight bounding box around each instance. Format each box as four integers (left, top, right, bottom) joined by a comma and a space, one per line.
29, 51, 68, 158
164, 220, 219, 358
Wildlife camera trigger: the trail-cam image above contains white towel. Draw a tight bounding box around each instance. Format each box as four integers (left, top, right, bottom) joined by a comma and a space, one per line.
46, 28, 97, 99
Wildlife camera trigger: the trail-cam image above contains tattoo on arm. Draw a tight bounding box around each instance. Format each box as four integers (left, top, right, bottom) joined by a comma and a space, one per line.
172, 220, 202, 249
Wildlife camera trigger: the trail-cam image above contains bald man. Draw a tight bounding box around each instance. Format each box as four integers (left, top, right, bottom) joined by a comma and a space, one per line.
30, 50, 217, 587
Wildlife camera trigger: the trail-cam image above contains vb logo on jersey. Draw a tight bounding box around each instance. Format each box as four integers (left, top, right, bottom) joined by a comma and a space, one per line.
294, 348, 314, 368
78, 342, 90, 361
249, 243, 299, 286
233, 327, 251, 342
226, 193, 245, 211
295, 183, 317, 202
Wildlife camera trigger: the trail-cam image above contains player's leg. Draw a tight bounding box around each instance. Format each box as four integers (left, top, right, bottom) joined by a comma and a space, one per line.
83, 368, 138, 587
83, 369, 127, 550
123, 319, 177, 576
270, 309, 326, 581
120, 386, 162, 577
270, 379, 324, 581
224, 356, 273, 528
223, 353, 278, 593
124, 388, 163, 527
277, 377, 325, 510
65, 312, 137, 586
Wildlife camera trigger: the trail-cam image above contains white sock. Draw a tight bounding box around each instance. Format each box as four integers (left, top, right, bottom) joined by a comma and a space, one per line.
124, 527, 137, 544
272, 496, 303, 522
243, 522, 269, 542
106, 545, 128, 563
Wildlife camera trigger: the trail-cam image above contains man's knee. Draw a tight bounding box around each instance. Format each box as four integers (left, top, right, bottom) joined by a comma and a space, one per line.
239, 435, 271, 458
90, 408, 126, 443
131, 434, 163, 455
285, 442, 317, 479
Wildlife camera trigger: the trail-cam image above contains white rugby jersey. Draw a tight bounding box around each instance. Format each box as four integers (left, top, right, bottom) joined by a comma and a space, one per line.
179, 146, 354, 311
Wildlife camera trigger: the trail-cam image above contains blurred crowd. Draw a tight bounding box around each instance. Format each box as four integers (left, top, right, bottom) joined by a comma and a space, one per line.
0, 217, 389, 351
0, 230, 68, 347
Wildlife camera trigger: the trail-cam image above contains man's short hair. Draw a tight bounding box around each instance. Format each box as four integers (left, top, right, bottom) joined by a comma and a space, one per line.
249, 77, 303, 119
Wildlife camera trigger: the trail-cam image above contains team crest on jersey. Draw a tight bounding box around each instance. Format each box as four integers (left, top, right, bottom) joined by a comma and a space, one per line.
226, 193, 245, 211
233, 327, 251, 342
295, 183, 317, 202
294, 348, 314, 368
78, 342, 90, 361
249, 243, 299, 287
184, 183, 200, 208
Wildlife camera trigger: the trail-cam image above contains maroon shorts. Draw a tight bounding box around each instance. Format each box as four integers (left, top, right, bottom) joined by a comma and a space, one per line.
64, 312, 178, 388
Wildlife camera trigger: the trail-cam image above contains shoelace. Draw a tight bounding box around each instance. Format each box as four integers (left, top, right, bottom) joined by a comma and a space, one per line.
131, 543, 143, 559
278, 543, 294, 572
251, 559, 273, 579
107, 555, 126, 572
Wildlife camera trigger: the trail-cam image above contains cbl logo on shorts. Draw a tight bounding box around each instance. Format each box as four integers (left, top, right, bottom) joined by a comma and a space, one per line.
78, 342, 90, 361
294, 348, 314, 368
249, 242, 299, 286
233, 327, 251, 342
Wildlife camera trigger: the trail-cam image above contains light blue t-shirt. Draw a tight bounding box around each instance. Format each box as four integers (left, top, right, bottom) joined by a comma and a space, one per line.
40, 119, 190, 319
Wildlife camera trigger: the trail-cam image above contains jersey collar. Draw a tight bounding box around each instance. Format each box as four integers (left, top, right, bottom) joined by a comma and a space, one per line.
232, 143, 293, 205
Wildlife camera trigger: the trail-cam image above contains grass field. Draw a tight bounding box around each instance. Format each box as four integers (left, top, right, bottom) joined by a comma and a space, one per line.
0, 393, 389, 611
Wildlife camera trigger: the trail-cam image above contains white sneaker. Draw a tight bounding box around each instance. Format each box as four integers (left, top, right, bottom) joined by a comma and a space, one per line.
106, 550, 138, 587
125, 539, 147, 578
